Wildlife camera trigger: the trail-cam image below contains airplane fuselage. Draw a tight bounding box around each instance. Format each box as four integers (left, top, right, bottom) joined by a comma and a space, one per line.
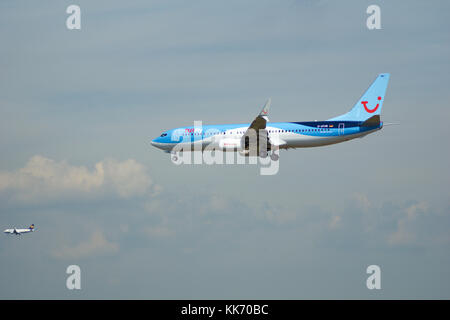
151, 120, 383, 152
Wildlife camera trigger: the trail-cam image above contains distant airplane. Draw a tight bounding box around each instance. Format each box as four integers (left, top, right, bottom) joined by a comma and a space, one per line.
4, 224, 35, 235
151, 74, 390, 161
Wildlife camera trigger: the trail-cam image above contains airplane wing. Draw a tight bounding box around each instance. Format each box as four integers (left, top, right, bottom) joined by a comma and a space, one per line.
241, 98, 286, 150
241, 99, 271, 152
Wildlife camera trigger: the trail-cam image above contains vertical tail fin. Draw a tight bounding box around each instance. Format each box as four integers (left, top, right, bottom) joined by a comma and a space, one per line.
329, 73, 390, 121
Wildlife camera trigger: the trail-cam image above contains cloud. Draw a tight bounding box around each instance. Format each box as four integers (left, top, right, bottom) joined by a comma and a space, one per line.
262, 205, 297, 224
144, 225, 175, 238
51, 230, 119, 260
353, 193, 371, 212
387, 202, 428, 246
329, 215, 342, 229
101, 158, 152, 198
0, 155, 154, 202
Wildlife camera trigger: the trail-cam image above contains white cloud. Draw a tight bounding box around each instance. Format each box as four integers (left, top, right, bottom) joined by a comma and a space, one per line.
51, 230, 119, 260
0, 155, 154, 202
101, 158, 152, 198
387, 202, 428, 246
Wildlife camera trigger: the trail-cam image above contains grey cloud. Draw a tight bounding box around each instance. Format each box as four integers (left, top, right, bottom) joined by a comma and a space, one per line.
51, 230, 119, 260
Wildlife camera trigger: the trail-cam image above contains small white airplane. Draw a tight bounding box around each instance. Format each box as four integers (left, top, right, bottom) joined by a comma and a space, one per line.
4, 224, 35, 235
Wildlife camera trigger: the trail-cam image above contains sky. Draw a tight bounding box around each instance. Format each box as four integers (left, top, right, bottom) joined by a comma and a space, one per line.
0, 0, 449, 299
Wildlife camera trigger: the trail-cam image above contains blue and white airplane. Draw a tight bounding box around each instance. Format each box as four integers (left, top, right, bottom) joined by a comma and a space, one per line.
151, 73, 390, 161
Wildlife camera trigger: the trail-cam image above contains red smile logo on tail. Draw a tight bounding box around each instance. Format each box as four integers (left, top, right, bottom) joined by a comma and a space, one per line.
361, 96, 381, 113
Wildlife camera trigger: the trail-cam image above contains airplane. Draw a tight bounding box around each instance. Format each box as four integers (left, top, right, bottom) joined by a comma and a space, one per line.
151, 73, 390, 161
4, 224, 35, 235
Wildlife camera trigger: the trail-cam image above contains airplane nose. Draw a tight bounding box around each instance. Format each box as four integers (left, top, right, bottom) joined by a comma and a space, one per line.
151, 138, 169, 150
151, 139, 161, 148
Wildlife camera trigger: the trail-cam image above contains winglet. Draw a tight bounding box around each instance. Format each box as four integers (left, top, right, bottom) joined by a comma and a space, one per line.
259, 98, 271, 121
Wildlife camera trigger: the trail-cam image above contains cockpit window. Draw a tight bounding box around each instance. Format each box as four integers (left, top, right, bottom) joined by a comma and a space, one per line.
160, 133, 167, 137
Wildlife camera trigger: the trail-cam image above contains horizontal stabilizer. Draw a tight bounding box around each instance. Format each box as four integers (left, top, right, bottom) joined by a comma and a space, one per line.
361, 115, 380, 127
